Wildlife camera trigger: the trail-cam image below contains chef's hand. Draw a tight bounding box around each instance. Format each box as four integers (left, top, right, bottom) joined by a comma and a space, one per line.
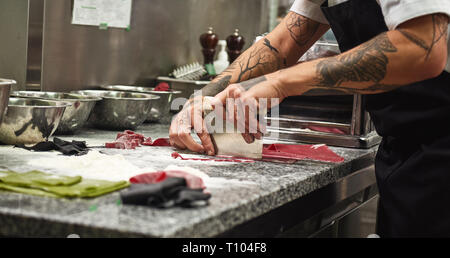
221, 76, 287, 143
222, 84, 262, 144
169, 96, 219, 155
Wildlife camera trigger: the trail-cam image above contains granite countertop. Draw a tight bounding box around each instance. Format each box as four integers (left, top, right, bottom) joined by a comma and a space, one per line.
0, 123, 377, 237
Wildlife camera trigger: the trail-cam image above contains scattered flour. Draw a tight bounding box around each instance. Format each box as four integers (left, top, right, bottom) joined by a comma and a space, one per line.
28, 150, 155, 182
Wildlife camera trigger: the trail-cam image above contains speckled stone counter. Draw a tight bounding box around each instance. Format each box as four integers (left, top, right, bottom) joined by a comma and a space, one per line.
0, 123, 378, 237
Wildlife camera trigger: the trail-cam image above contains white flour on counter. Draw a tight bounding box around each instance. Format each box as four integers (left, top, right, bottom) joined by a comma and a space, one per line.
28, 150, 155, 182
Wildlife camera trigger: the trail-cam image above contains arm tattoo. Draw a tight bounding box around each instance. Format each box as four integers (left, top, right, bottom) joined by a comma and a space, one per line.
315, 32, 397, 88
200, 75, 232, 96
200, 36, 286, 97
304, 82, 403, 95
234, 39, 286, 82
398, 30, 429, 51
263, 38, 279, 54
285, 12, 320, 48
239, 76, 267, 90
427, 14, 449, 60
398, 14, 449, 60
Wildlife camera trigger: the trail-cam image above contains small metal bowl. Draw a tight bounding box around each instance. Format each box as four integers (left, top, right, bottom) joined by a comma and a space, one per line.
10, 91, 102, 135
71, 90, 160, 130
100, 85, 181, 123
0, 79, 16, 126
0, 97, 69, 145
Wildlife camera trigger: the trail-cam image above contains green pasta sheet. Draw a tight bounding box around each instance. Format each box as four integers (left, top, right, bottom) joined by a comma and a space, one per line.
46, 179, 130, 198
0, 182, 59, 198
0, 170, 81, 187
0, 170, 130, 198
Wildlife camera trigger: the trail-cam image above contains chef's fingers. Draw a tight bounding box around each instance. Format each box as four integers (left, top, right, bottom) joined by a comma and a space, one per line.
226, 98, 236, 125
235, 100, 246, 134
196, 123, 215, 156
192, 108, 214, 155
226, 85, 238, 122
175, 108, 205, 153
177, 128, 205, 153
169, 116, 187, 150
241, 133, 255, 144
235, 99, 254, 143
240, 96, 262, 140
245, 98, 259, 134
171, 107, 203, 153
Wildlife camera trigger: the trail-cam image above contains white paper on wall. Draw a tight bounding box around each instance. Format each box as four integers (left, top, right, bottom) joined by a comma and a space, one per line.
72, 0, 132, 29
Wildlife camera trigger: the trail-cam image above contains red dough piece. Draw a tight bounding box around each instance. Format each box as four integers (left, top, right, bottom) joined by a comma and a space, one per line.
105, 142, 126, 149
141, 138, 171, 146
142, 137, 153, 145
105, 130, 153, 149
152, 138, 171, 146
306, 126, 346, 135
129, 171, 167, 184
262, 143, 344, 163
165, 170, 205, 189
154, 82, 170, 91
171, 152, 254, 163
129, 170, 205, 189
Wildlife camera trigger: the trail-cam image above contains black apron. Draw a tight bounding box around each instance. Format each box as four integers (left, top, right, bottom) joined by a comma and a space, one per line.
321, 0, 450, 237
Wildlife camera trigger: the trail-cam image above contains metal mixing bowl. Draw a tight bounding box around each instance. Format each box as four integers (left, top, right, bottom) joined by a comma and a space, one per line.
10, 91, 102, 135
100, 85, 181, 123
0, 79, 16, 126
71, 90, 160, 130
0, 97, 69, 145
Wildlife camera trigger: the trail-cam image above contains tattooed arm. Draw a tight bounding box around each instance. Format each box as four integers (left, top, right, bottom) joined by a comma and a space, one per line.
240, 13, 448, 103
200, 11, 330, 97
170, 12, 329, 154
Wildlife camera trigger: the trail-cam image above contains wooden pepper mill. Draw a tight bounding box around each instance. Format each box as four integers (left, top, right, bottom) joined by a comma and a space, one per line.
226, 29, 245, 63
199, 27, 219, 76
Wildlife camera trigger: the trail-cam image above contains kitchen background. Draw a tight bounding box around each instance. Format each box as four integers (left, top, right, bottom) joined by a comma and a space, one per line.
0, 0, 299, 92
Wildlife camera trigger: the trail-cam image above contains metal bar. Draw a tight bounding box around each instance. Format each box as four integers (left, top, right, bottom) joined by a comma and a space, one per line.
351, 94, 363, 135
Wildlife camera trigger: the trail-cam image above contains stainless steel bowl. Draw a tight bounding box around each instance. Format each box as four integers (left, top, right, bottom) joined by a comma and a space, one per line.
100, 85, 181, 123
0, 79, 16, 126
71, 90, 160, 130
10, 91, 102, 134
157, 76, 209, 102
0, 97, 69, 145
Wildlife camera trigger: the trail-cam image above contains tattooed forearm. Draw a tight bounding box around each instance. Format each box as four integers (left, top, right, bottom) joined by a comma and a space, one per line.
276, 14, 448, 98
286, 12, 320, 48
235, 40, 286, 82
205, 36, 285, 92
239, 76, 267, 90
199, 38, 284, 98
200, 75, 232, 96
306, 83, 403, 95
315, 32, 397, 88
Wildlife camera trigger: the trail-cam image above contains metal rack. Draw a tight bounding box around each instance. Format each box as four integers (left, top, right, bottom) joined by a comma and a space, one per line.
265, 94, 381, 148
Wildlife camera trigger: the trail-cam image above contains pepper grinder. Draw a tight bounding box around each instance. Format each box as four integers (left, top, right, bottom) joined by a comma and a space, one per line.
199, 27, 219, 76
226, 29, 245, 63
